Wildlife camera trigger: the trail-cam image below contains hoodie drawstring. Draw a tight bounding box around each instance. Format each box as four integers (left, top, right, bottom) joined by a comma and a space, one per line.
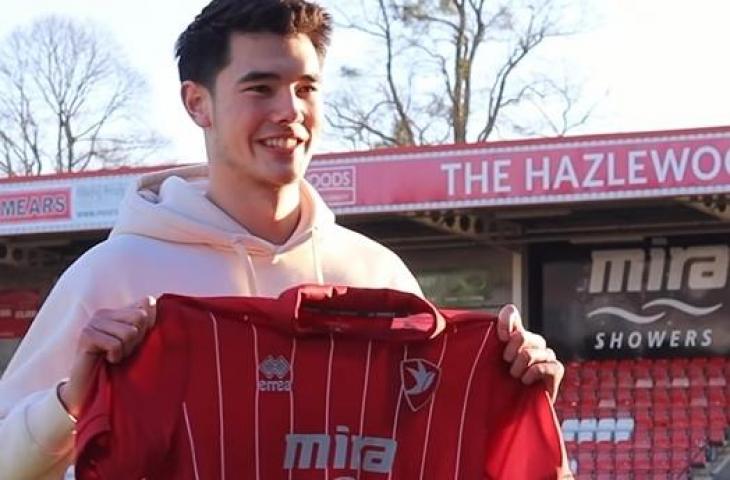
233, 242, 259, 296
232, 226, 323, 295
311, 226, 324, 285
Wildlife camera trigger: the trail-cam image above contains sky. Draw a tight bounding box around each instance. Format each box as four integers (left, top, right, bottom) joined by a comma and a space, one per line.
0, 0, 728, 165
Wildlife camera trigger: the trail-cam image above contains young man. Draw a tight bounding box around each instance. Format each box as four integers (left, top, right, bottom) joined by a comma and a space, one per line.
0, 1, 563, 478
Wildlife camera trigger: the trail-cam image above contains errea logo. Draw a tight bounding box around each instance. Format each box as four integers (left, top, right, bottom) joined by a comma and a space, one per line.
258, 355, 291, 392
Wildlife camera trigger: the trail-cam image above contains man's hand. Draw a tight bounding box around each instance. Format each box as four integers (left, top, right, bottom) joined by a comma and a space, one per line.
58, 297, 157, 419
497, 304, 564, 402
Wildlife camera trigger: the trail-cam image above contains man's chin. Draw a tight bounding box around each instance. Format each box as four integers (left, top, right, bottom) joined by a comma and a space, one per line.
264, 170, 305, 189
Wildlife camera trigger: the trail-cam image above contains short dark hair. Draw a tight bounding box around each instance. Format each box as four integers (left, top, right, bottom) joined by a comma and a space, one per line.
175, 0, 332, 89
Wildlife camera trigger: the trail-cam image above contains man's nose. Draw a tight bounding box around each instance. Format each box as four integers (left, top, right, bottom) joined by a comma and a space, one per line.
271, 89, 304, 124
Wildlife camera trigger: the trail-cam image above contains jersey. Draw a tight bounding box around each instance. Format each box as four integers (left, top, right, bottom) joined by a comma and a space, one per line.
75, 285, 566, 479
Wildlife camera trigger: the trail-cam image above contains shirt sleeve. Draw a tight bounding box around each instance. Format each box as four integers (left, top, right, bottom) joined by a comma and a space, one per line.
75, 308, 189, 479
482, 344, 568, 479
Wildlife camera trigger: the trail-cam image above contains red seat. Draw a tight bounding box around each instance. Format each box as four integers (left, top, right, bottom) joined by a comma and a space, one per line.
578, 405, 597, 418
566, 442, 579, 457
709, 426, 726, 445
690, 428, 708, 450
709, 405, 726, 423
689, 410, 708, 428
595, 452, 613, 472
671, 405, 688, 420
670, 389, 689, 405
690, 448, 708, 468
615, 440, 633, 452
671, 430, 690, 449
671, 415, 690, 429
633, 433, 652, 450
615, 451, 631, 472
576, 460, 595, 475
652, 431, 671, 449
556, 405, 578, 420
653, 408, 670, 427
651, 473, 677, 480
652, 450, 670, 470
580, 384, 598, 396
708, 386, 726, 406
633, 453, 651, 472
671, 449, 689, 471
652, 388, 670, 405
598, 359, 617, 370
654, 376, 671, 388
689, 366, 707, 387
635, 389, 652, 407
617, 372, 633, 388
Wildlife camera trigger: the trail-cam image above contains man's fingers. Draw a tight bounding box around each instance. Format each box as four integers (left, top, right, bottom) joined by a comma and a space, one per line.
61, 297, 158, 417
81, 325, 127, 364
497, 304, 523, 342
509, 347, 557, 378
524, 331, 547, 350
520, 357, 565, 403
80, 296, 158, 362
95, 297, 156, 333
502, 330, 525, 362
99, 300, 155, 333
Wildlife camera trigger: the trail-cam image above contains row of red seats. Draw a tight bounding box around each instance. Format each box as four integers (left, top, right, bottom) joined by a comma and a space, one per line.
562, 375, 727, 389
558, 403, 726, 419
574, 450, 698, 470
567, 439, 704, 454
569, 356, 728, 370
568, 439, 708, 477
559, 385, 729, 403
566, 428, 718, 451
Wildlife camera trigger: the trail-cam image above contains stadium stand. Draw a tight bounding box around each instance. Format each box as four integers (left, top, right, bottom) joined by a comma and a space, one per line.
556, 356, 730, 479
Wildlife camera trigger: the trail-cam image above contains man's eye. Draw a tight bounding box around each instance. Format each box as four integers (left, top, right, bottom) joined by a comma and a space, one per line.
244, 85, 271, 94
298, 84, 319, 95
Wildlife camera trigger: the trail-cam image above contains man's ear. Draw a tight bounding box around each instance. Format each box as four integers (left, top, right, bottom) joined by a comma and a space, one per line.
181, 80, 212, 128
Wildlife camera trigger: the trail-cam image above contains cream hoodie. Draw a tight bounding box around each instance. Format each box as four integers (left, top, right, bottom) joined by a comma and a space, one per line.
0, 165, 422, 479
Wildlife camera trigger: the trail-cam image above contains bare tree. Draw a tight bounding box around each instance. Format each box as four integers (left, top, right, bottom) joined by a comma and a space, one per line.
325, 0, 595, 149
0, 16, 166, 177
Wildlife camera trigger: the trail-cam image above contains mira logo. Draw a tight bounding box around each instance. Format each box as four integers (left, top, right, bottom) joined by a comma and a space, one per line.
589, 245, 728, 293
587, 245, 726, 325
284, 425, 396, 475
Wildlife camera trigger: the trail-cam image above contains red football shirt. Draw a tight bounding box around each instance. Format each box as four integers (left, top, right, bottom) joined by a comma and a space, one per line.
75, 285, 566, 479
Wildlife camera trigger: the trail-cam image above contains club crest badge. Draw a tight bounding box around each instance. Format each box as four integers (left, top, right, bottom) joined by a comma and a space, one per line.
400, 358, 440, 412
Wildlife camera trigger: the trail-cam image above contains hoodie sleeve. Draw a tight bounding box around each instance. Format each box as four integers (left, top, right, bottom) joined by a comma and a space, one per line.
388, 254, 425, 298
0, 267, 97, 479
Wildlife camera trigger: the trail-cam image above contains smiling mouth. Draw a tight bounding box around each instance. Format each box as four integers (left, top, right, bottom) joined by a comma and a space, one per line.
259, 137, 304, 151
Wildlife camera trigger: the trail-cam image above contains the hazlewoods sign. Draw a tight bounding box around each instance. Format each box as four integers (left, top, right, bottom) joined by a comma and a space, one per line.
541, 241, 730, 359
3, 127, 730, 235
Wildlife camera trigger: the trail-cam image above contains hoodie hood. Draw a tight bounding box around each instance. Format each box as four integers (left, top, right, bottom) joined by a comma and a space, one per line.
111, 164, 335, 257
111, 165, 335, 295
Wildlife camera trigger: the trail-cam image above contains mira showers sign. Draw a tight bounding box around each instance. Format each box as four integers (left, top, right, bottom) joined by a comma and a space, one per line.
541, 240, 730, 359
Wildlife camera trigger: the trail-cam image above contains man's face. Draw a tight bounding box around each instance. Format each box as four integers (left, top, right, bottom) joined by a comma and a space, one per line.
207, 32, 323, 188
